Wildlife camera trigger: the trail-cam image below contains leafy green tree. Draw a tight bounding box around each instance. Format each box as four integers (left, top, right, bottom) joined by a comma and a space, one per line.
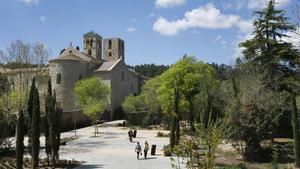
16, 109, 25, 169
74, 77, 110, 137
157, 56, 218, 147
27, 77, 40, 169
240, 0, 300, 164
122, 94, 143, 125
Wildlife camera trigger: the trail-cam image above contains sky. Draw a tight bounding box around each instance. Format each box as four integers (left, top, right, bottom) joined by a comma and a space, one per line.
0, 0, 298, 66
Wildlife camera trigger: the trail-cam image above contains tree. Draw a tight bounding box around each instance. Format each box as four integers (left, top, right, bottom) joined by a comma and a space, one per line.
240, 0, 300, 164
45, 79, 61, 167
122, 94, 143, 125
27, 77, 40, 169
44, 78, 52, 166
157, 56, 218, 147
73, 77, 110, 137
16, 109, 25, 169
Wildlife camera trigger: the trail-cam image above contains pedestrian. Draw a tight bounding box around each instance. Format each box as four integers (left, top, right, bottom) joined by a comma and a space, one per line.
144, 141, 149, 159
128, 129, 133, 142
135, 142, 142, 160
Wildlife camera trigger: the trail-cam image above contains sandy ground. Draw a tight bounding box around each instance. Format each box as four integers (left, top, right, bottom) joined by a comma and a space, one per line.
39, 121, 173, 169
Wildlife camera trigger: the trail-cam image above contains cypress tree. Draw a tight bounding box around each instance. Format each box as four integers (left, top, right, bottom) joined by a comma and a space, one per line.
16, 109, 25, 169
54, 93, 61, 161
44, 78, 52, 166
28, 77, 40, 169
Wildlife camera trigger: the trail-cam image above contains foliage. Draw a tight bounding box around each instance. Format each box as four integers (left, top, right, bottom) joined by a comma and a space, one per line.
122, 94, 143, 125
27, 77, 40, 169
45, 78, 61, 167
128, 63, 169, 78
156, 131, 170, 137
171, 115, 229, 169
16, 110, 24, 169
73, 77, 110, 136
239, 0, 300, 164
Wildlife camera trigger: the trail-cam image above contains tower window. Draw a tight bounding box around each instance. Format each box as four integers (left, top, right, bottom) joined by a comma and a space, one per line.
108, 40, 112, 49
86, 39, 89, 48
56, 73, 61, 84
109, 52, 112, 57
90, 39, 93, 47
88, 50, 92, 55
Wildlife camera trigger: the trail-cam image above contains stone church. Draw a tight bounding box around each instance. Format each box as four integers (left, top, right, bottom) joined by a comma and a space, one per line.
49, 31, 144, 120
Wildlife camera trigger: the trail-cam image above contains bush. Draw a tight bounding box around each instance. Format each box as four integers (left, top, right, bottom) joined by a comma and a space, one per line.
156, 131, 170, 137
163, 145, 172, 156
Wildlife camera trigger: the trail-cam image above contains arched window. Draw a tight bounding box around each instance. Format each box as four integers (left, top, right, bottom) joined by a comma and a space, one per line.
86, 39, 90, 48
90, 39, 93, 47
88, 49, 92, 55
108, 40, 112, 49
56, 73, 61, 84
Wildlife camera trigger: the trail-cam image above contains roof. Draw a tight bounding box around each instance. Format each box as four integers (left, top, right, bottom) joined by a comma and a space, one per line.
83, 31, 102, 39
95, 58, 122, 71
51, 54, 86, 62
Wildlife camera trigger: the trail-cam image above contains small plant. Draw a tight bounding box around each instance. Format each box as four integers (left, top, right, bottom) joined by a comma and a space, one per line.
163, 145, 172, 156
157, 131, 170, 137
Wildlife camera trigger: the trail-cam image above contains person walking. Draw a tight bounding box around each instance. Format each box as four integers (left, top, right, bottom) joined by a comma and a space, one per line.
128, 129, 133, 142
144, 141, 149, 159
135, 142, 142, 160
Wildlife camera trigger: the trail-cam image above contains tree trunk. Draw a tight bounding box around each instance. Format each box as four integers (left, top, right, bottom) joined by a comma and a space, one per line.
291, 94, 300, 167
174, 88, 180, 145
189, 100, 195, 133
170, 116, 176, 149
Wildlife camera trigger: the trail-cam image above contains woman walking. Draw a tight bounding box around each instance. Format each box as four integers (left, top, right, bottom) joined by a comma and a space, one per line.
144, 141, 149, 159
135, 142, 142, 160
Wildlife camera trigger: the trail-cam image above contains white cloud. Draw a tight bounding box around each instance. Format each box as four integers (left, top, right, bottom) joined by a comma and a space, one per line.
20, 0, 39, 6
155, 0, 186, 8
131, 18, 137, 22
248, 0, 290, 9
237, 19, 254, 34
153, 3, 240, 36
149, 13, 156, 17
215, 35, 227, 45
40, 16, 47, 22
282, 27, 300, 49
126, 27, 137, 33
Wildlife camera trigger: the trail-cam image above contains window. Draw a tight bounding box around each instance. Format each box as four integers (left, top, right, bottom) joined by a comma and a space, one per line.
69, 50, 72, 54
86, 39, 89, 48
109, 52, 112, 57
90, 39, 93, 47
56, 73, 61, 84
122, 72, 124, 81
79, 74, 83, 80
108, 40, 112, 49
88, 49, 92, 55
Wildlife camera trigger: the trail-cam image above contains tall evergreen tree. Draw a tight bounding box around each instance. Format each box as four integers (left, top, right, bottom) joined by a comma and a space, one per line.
27, 77, 40, 169
240, 0, 300, 165
16, 109, 25, 169
44, 79, 52, 166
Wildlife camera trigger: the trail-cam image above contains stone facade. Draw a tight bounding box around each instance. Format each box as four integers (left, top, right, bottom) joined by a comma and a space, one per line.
49, 31, 143, 120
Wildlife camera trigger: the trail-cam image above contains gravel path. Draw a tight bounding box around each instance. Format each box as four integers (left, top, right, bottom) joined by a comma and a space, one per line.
55, 122, 173, 169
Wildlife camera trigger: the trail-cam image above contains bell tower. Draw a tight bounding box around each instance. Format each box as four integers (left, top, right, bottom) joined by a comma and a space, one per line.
83, 31, 102, 60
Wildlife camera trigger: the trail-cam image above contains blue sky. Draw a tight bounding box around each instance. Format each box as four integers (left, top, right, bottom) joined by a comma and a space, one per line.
0, 0, 298, 65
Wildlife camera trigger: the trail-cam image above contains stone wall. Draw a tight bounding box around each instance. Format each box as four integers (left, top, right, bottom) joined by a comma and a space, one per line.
49, 60, 90, 111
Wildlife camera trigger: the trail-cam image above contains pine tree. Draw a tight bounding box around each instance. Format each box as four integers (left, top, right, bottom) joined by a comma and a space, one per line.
240, 0, 300, 165
28, 77, 40, 169
16, 109, 25, 169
